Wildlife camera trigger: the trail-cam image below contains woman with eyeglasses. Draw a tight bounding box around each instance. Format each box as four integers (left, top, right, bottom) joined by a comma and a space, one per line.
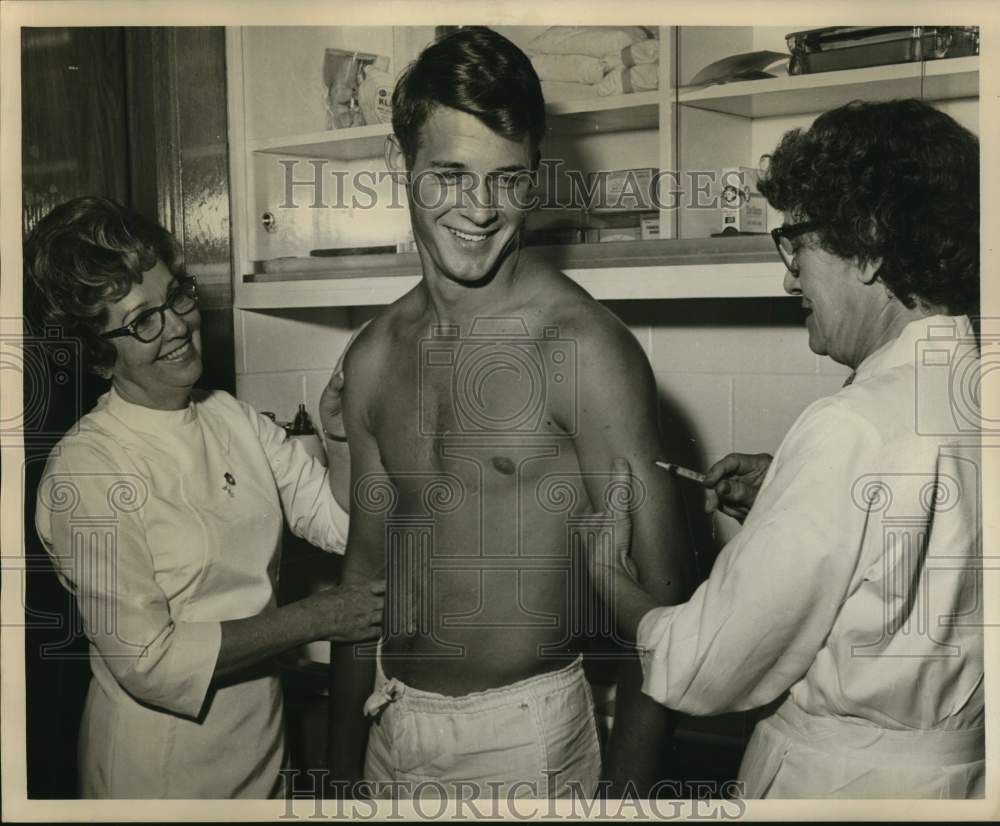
25, 196, 383, 798
591, 99, 983, 798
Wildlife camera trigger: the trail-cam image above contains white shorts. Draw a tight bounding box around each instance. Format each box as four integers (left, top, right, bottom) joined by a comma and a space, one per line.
362, 650, 602, 800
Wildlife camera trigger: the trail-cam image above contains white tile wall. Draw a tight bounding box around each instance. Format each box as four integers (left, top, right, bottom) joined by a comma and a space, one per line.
238, 307, 353, 373
732, 373, 847, 455
654, 371, 733, 467
650, 299, 817, 375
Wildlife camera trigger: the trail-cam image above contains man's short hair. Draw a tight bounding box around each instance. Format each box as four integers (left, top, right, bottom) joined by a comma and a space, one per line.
391, 27, 546, 167
758, 98, 979, 316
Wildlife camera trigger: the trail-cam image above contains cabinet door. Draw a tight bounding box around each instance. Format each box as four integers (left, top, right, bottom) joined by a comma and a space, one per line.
227, 25, 436, 285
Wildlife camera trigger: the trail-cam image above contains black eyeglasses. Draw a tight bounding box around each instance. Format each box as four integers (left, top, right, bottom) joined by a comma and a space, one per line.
771, 222, 822, 272
101, 276, 198, 343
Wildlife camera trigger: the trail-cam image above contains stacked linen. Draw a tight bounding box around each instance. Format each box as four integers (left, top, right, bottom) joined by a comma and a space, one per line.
527, 26, 660, 102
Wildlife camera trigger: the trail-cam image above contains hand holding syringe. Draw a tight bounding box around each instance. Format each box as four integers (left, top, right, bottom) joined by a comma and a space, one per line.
656, 454, 773, 523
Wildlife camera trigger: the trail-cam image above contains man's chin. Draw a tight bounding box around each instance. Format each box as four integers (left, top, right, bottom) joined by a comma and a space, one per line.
441, 265, 498, 287
439, 250, 508, 286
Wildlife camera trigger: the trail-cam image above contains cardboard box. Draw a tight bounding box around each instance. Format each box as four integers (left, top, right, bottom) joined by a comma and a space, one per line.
719, 166, 767, 234
587, 168, 658, 212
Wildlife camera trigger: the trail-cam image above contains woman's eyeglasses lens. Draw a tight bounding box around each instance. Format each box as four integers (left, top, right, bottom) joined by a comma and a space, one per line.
132, 280, 197, 342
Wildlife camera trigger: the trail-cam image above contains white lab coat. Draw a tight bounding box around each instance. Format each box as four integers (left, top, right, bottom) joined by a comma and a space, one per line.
35, 387, 348, 798
637, 315, 984, 798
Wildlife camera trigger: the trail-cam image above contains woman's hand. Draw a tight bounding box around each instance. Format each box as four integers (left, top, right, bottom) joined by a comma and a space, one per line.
588, 458, 660, 641
320, 365, 351, 513
703, 452, 772, 523
310, 580, 385, 642
319, 324, 371, 443
319, 369, 347, 442
215, 580, 385, 680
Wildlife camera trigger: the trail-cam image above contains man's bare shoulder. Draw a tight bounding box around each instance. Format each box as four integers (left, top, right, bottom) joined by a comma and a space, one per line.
528, 267, 643, 365
343, 288, 425, 380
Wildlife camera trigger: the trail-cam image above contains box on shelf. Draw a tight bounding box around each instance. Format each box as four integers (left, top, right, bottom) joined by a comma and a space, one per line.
639, 212, 659, 240
598, 226, 642, 243
586, 167, 658, 212
719, 166, 766, 235
324, 49, 391, 129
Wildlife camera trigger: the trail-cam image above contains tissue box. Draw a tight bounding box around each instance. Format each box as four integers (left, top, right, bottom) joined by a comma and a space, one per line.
719, 167, 766, 234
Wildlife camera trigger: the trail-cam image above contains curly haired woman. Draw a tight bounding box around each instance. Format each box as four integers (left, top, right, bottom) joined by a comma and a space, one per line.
26, 197, 383, 798
592, 99, 984, 799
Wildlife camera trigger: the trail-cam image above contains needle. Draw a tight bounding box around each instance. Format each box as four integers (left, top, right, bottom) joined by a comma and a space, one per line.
655, 461, 707, 485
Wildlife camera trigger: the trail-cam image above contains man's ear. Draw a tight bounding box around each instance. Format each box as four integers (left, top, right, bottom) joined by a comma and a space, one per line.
856, 256, 883, 286
385, 134, 406, 175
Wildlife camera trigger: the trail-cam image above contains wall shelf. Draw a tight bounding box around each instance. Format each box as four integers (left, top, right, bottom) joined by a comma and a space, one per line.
678, 56, 978, 118
246, 92, 663, 161
237, 236, 784, 308
547, 92, 660, 134
248, 123, 394, 161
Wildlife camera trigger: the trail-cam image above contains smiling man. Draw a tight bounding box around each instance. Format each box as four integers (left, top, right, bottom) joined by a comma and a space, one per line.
327, 27, 692, 800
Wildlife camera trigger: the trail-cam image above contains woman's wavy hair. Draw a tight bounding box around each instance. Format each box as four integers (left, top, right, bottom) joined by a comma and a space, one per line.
757, 99, 979, 315
23, 196, 184, 375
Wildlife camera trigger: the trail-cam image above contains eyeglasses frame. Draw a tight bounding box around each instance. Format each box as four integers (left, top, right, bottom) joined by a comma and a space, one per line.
770, 221, 823, 272
100, 275, 198, 343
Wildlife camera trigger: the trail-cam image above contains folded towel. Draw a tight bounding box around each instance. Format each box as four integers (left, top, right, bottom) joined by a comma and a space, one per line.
596, 64, 659, 96
528, 26, 656, 58
540, 80, 602, 102
532, 53, 610, 84
616, 38, 659, 68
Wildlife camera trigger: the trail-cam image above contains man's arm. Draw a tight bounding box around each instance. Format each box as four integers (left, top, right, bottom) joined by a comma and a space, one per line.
566, 309, 694, 796
327, 340, 389, 787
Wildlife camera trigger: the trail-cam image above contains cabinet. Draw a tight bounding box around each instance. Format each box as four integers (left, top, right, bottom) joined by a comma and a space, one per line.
226, 25, 978, 310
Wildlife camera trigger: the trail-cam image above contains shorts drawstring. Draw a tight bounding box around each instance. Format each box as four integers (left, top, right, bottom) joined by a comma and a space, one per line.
364, 677, 405, 718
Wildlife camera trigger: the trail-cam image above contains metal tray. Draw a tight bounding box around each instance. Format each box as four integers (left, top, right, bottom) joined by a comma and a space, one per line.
787, 26, 979, 75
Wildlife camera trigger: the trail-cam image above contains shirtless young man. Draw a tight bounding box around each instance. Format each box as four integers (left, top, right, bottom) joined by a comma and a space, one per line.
328, 27, 692, 799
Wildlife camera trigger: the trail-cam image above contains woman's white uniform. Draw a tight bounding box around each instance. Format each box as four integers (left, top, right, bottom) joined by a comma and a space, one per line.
35, 387, 347, 798
637, 315, 984, 798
